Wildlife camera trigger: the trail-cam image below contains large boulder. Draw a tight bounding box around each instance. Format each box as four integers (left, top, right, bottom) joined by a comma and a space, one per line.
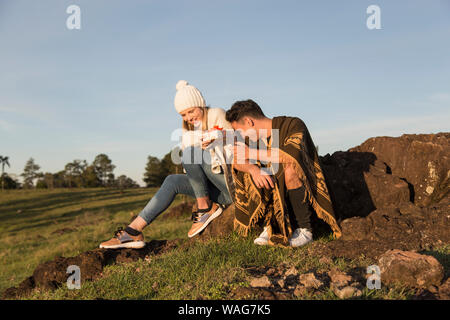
348, 132, 449, 206
378, 249, 444, 288
321, 152, 411, 220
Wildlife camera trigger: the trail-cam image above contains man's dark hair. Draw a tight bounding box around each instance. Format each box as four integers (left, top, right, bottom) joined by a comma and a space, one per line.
226, 99, 266, 123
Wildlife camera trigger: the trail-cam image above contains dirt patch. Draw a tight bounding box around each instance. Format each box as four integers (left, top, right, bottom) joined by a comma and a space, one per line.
1, 239, 182, 299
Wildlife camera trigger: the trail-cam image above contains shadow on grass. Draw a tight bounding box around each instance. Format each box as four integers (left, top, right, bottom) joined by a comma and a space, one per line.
0, 189, 152, 225
8, 199, 150, 233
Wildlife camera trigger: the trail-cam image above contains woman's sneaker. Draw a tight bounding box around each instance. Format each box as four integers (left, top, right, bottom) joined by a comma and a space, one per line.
289, 228, 313, 247
188, 202, 223, 238
254, 227, 269, 245
99, 227, 146, 249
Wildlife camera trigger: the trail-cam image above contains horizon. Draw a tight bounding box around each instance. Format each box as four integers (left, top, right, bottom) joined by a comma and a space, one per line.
1, 0, 449, 186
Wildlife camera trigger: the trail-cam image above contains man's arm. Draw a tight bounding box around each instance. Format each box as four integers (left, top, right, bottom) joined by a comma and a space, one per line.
233, 162, 275, 189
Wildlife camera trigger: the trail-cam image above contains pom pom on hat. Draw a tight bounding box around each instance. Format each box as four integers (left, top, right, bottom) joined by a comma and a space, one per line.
176, 80, 189, 91
174, 80, 206, 113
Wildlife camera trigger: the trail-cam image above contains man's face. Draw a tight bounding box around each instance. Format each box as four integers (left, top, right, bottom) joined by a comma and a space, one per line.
231, 117, 260, 142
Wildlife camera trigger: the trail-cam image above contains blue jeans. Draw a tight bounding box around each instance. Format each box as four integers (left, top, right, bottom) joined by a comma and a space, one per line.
138, 147, 232, 224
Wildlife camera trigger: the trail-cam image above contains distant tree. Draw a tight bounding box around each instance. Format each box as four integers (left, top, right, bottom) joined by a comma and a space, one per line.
143, 150, 183, 188
161, 150, 183, 176
64, 159, 88, 188
81, 165, 101, 187
36, 179, 48, 189
93, 154, 115, 187
0, 155, 11, 190
21, 158, 42, 188
52, 170, 67, 188
0, 174, 18, 189
106, 173, 115, 187
35, 172, 57, 189
43, 172, 54, 189
143, 156, 164, 187
115, 175, 139, 189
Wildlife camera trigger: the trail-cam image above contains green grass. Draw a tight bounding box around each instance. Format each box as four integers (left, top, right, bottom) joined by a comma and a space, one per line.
1, 188, 448, 300
0, 188, 191, 292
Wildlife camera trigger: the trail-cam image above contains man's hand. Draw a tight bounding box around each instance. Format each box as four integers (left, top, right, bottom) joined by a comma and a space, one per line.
249, 166, 275, 189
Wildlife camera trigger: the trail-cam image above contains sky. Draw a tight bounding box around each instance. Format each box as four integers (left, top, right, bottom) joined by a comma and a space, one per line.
1, 0, 449, 186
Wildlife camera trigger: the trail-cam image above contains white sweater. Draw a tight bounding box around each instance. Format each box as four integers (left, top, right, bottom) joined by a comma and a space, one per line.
181, 107, 233, 174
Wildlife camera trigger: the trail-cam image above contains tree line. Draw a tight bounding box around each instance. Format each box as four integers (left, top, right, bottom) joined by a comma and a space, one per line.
0, 150, 182, 190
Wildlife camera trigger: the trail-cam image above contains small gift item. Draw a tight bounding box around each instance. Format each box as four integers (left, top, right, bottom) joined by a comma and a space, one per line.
202, 125, 223, 142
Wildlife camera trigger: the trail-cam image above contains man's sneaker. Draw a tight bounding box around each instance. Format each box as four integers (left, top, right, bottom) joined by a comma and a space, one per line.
99, 227, 146, 249
289, 228, 313, 248
188, 203, 223, 238
254, 226, 269, 245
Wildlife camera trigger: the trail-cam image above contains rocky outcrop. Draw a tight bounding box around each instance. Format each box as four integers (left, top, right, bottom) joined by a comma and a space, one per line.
348, 132, 449, 207
203, 133, 450, 260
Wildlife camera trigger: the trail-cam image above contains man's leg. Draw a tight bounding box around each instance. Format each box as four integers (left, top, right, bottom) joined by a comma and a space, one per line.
284, 164, 312, 233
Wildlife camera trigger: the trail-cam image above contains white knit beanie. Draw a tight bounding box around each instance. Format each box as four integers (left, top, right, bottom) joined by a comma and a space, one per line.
174, 80, 206, 113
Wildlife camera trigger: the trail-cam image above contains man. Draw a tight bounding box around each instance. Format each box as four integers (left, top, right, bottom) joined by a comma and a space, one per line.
225, 99, 341, 247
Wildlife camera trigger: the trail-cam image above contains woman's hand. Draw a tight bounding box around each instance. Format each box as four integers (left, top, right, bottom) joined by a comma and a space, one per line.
201, 138, 214, 149
249, 166, 275, 189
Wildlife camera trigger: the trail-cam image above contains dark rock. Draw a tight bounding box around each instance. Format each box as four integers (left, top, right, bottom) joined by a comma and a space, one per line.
328, 269, 352, 287
348, 133, 449, 206
298, 273, 323, 289
378, 249, 444, 288
249, 275, 272, 288
438, 278, 450, 300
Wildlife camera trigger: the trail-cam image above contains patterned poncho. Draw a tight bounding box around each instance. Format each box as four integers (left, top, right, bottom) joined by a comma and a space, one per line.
232, 116, 342, 246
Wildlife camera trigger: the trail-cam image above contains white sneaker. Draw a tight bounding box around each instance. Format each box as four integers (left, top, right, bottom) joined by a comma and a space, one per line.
289, 228, 313, 247
254, 227, 269, 245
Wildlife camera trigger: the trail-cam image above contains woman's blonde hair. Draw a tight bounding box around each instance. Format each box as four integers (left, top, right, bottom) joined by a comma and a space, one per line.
182, 106, 210, 131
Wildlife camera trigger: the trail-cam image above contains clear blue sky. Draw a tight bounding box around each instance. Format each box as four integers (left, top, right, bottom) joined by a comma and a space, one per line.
1, 0, 449, 186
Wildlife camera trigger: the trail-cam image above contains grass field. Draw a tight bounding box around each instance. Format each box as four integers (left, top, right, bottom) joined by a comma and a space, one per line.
0, 187, 191, 293
0, 188, 448, 300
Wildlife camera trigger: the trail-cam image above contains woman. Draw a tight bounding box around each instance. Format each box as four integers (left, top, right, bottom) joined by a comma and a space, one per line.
99, 80, 234, 249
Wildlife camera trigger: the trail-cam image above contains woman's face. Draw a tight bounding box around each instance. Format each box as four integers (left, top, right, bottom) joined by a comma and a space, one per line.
180, 107, 204, 127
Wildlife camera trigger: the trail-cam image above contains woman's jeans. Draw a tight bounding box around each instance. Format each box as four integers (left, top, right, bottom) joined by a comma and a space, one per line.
138, 147, 232, 224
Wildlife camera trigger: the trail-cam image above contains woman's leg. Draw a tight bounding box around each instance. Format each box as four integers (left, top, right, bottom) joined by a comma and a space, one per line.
100, 174, 197, 248
129, 174, 196, 231
201, 162, 233, 206
182, 145, 233, 207
182, 146, 213, 210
